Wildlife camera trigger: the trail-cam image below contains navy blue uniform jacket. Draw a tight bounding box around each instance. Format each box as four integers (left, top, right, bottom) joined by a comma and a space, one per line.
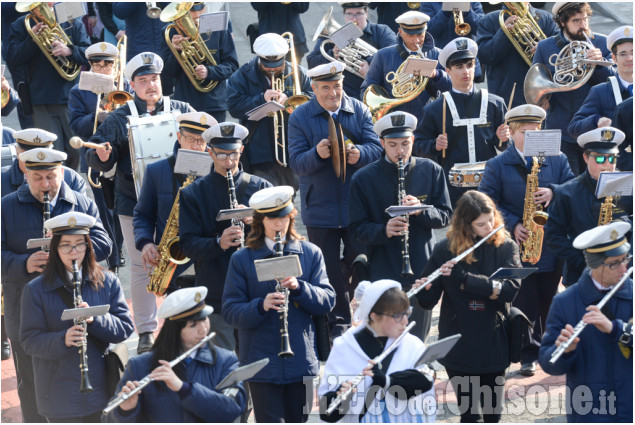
223, 239, 335, 384
20, 272, 133, 419
2, 160, 86, 198
613, 97, 633, 171
288, 95, 383, 228
252, 2, 310, 45
420, 2, 484, 48
112, 2, 169, 60
349, 156, 452, 283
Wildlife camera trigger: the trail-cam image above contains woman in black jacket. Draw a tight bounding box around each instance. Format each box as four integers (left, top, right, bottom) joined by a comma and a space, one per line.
415, 190, 521, 423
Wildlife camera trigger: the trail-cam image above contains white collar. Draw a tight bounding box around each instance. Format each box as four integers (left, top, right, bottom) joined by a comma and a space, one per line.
591, 275, 613, 292
66, 267, 82, 283
451, 86, 475, 95
330, 106, 342, 117
515, 145, 528, 165
49, 190, 60, 208
264, 235, 286, 252
618, 74, 632, 88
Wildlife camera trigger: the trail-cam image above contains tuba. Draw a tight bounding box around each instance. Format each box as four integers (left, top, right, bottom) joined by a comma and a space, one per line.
16, 2, 81, 81
499, 3, 546, 66
161, 2, 218, 93
521, 157, 549, 264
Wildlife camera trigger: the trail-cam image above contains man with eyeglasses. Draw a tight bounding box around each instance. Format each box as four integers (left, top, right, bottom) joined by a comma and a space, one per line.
307, 1, 397, 99
133, 111, 216, 297
546, 127, 633, 287
179, 122, 271, 351
1, 147, 110, 423
532, 2, 615, 176
539, 221, 633, 422
569, 26, 633, 141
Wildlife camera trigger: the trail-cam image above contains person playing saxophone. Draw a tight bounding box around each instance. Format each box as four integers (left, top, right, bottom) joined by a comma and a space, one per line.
479, 104, 575, 376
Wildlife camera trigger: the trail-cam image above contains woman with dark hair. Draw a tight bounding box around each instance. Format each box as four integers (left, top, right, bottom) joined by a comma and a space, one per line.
414, 190, 522, 423
105, 286, 247, 422
223, 186, 336, 423
19, 212, 134, 422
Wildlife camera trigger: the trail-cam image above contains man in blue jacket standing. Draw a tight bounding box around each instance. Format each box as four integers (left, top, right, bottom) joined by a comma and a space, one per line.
288, 61, 383, 338
251, 2, 310, 62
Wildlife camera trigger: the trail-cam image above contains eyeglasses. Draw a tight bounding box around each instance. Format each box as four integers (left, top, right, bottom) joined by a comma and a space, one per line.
181, 134, 206, 146
616, 52, 634, 59
570, 16, 589, 26
602, 255, 632, 270
590, 154, 617, 164
59, 242, 88, 254
89, 60, 114, 70
375, 306, 413, 322
344, 12, 366, 19
211, 149, 240, 160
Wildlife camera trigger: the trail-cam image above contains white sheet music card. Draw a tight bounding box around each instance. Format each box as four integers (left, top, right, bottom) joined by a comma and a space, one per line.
595, 171, 633, 198
255, 255, 303, 282
199, 11, 229, 34
54, 2, 87, 22
385, 205, 432, 218
216, 208, 254, 221
174, 149, 212, 176
523, 130, 561, 157
415, 334, 462, 367
331, 22, 364, 49
442, 2, 471, 12
216, 358, 269, 390
247, 101, 285, 121
61, 304, 110, 321
78, 71, 115, 94
402, 57, 438, 78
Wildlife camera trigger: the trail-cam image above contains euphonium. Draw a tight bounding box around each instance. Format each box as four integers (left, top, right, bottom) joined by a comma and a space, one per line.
598, 196, 614, 226
16, 2, 81, 81
274, 231, 294, 358
398, 159, 413, 277
453, 8, 471, 36
521, 157, 549, 264
499, 3, 547, 66
161, 2, 218, 92
72, 259, 94, 394
147, 173, 196, 295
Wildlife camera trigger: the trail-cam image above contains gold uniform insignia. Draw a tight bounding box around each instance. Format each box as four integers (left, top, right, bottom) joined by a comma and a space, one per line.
200, 115, 207, 125
100, 43, 107, 52
611, 229, 618, 240
36, 151, 46, 161
67, 217, 77, 227
195, 292, 202, 302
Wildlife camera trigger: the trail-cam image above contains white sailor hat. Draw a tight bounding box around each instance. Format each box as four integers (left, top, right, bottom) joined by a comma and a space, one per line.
13, 128, 57, 150
124, 52, 164, 81
254, 33, 289, 68
249, 186, 295, 218
177, 112, 217, 135
552, 2, 576, 16
19, 148, 67, 170
607, 26, 633, 51
374, 111, 418, 139
439, 37, 478, 69
203, 122, 248, 151
339, 2, 369, 9
573, 222, 632, 258
577, 127, 625, 154
354, 279, 401, 325
504, 104, 547, 124
307, 61, 345, 82
44, 211, 96, 236
85, 42, 118, 61
395, 11, 430, 34
158, 286, 214, 321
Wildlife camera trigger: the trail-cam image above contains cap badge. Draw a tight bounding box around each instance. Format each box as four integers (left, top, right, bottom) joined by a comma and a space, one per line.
67, 217, 77, 227
221, 125, 234, 137
601, 129, 615, 142
34, 136, 41, 144
413, 18, 419, 24
195, 292, 202, 302
275, 197, 284, 207
200, 115, 207, 125
100, 43, 107, 52
625, 27, 632, 37
524, 106, 532, 114
141, 53, 153, 65
456, 39, 468, 51
36, 151, 46, 161
390, 114, 406, 127
610, 229, 618, 240
330, 65, 337, 74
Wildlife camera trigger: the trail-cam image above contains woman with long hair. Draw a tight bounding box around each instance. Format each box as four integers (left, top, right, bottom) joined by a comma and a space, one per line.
415, 190, 522, 423
223, 186, 336, 422
105, 286, 247, 422
19, 212, 134, 422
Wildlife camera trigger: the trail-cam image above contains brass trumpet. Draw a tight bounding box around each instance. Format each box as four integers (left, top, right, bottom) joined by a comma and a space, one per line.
453, 8, 471, 36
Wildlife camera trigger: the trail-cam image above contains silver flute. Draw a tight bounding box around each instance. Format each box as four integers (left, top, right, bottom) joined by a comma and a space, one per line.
550, 266, 633, 364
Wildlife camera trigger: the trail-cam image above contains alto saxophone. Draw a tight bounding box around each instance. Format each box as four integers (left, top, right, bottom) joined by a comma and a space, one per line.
147, 173, 196, 295
598, 196, 614, 226
521, 157, 549, 264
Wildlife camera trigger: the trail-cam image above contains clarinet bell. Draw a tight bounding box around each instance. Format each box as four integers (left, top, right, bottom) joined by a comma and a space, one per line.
79, 370, 94, 394
279, 333, 294, 358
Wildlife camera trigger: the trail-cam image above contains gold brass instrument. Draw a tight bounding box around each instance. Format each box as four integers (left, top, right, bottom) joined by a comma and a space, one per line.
147, 173, 196, 296
328, 115, 347, 184
16, 2, 82, 81
281, 32, 310, 114
161, 2, 218, 93
146, 2, 161, 19
453, 9, 471, 36
598, 196, 614, 226
408, 3, 421, 9
72, 259, 94, 394
274, 231, 294, 358
521, 157, 549, 264
499, 3, 546, 66
1, 89, 9, 109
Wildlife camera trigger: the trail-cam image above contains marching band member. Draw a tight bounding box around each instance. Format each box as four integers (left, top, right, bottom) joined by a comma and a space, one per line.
545, 127, 633, 287
307, 2, 398, 99
106, 286, 247, 423
133, 112, 216, 293
532, 2, 615, 175
20, 212, 134, 422
161, 2, 239, 123
1, 129, 86, 198
539, 222, 633, 422
479, 104, 575, 376
250, 2, 310, 63
369, 2, 421, 34
349, 111, 452, 341
414, 190, 521, 423
112, 2, 167, 61
413, 37, 509, 207
227, 32, 312, 190
223, 186, 335, 423
568, 25, 633, 139
179, 122, 271, 350
1, 149, 111, 423
86, 51, 194, 354
612, 97, 633, 171
318, 279, 436, 423
288, 61, 383, 337
476, 2, 559, 107
360, 10, 451, 122
419, 2, 484, 50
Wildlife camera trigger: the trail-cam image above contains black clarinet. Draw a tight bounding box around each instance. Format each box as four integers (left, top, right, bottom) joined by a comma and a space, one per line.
42, 192, 50, 252
72, 260, 94, 393
274, 231, 294, 358
398, 159, 413, 277
226, 170, 245, 248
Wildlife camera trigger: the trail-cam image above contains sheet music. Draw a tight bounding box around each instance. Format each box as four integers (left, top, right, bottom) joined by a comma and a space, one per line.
216, 358, 269, 390
402, 57, 438, 78
255, 255, 302, 281
199, 11, 229, 34
595, 171, 633, 198
523, 130, 561, 157
173, 149, 212, 176
385, 205, 432, 218
78, 71, 115, 95
247, 101, 285, 121
216, 208, 254, 221
330, 22, 364, 49
61, 304, 110, 321
415, 334, 461, 367
442, 2, 470, 12
54, 2, 86, 22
